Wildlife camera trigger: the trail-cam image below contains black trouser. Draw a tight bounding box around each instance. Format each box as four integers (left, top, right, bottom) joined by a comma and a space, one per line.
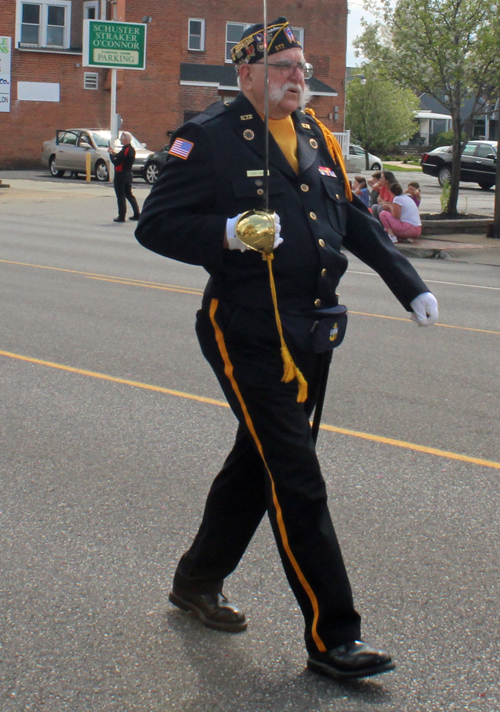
173, 298, 361, 653
113, 171, 140, 219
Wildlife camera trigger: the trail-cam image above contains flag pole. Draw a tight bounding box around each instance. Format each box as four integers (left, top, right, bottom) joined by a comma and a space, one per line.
263, 0, 269, 211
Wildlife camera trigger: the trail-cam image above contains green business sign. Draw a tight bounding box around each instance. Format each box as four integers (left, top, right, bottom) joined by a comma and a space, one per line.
83, 20, 147, 70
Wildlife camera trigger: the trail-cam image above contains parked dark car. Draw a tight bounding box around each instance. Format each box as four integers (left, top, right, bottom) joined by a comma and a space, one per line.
421, 140, 497, 190
144, 144, 170, 184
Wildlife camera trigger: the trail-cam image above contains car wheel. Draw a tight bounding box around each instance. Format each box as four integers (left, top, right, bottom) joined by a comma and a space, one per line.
95, 159, 109, 182
49, 155, 65, 178
438, 166, 452, 186
144, 161, 161, 184
370, 163, 382, 171
478, 181, 494, 190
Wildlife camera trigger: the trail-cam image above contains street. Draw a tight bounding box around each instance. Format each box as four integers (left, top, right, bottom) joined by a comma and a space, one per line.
0, 175, 499, 711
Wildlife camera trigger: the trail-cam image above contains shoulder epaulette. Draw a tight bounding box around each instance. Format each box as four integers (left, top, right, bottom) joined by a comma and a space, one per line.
190, 100, 231, 126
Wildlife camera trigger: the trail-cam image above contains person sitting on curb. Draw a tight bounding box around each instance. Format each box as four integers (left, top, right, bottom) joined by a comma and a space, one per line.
379, 182, 422, 243
367, 171, 382, 208
371, 170, 397, 223
406, 181, 421, 207
352, 175, 370, 208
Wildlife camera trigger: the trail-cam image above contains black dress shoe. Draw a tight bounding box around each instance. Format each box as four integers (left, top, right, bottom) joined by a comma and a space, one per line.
307, 640, 395, 680
113, 217, 126, 222
169, 587, 247, 632
129, 215, 140, 221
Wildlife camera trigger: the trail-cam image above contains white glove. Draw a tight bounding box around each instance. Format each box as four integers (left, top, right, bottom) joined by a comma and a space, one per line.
226, 213, 283, 251
410, 291, 438, 327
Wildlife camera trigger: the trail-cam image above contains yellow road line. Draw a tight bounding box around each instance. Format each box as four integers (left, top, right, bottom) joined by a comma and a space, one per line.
0, 258, 204, 293
349, 270, 500, 292
350, 311, 500, 336
85, 276, 203, 295
320, 424, 500, 470
0, 349, 228, 408
1, 258, 498, 336
1, 348, 499, 471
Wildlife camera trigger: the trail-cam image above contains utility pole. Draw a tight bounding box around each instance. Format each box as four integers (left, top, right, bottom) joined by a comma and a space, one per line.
493, 98, 500, 239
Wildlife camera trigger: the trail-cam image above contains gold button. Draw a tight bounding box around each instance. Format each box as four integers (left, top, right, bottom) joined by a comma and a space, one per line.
301, 184, 309, 192
314, 299, 322, 307
257, 188, 264, 196
335, 193, 340, 200
321, 268, 327, 277
309, 211, 317, 220
318, 239, 325, 247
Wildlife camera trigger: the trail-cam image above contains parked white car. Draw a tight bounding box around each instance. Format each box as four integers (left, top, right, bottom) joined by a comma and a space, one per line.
42, 129, 153, 181
348, 144, 383, 171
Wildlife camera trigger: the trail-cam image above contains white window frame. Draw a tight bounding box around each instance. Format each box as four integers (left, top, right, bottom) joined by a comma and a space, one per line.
83, 1, 99, 20
225, 22, 252, 63
84, 71, 99, 89
291, 27, 304, 49
188, 18, 205, 51
16, 0, 72, 49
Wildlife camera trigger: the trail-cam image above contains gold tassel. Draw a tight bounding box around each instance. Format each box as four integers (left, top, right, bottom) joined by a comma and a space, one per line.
264, 254, 308, 403
305, 108, 353, 202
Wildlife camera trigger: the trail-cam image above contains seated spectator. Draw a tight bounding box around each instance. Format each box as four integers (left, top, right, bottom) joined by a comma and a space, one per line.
379, 182, 422, 243
406, 181, 421, 207
368, 171, 382, 208
353, 175, 370, 208
371, 170, 397, 222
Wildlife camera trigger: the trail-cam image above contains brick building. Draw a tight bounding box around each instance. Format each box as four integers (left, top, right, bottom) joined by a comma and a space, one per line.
1, 0, 348, 169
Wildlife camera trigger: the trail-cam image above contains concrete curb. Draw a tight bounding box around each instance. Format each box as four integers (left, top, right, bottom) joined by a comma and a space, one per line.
421, 218, 493, 235
396, 239, 500, 264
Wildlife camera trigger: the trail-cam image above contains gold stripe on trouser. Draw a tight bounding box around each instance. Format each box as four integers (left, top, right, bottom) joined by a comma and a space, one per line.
208, 298, 327, 653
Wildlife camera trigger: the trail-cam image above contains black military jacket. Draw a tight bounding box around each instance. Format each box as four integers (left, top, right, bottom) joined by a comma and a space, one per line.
136, 94, 427, 312
110, 144, 135, 173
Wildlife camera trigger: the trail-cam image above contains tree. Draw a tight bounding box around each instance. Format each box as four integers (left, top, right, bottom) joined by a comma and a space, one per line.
356, 0, 500, 216
346, 66, 420, 167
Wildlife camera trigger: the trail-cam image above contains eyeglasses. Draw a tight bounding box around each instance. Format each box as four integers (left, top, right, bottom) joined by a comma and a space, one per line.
255, 60, 314, 79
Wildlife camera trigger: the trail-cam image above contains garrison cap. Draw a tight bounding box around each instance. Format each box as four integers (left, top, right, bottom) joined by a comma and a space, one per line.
231, 17, 302, 66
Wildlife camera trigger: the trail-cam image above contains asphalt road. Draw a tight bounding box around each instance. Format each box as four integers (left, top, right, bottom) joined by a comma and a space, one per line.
1, 164, 497, 217
0, 178, 499, 711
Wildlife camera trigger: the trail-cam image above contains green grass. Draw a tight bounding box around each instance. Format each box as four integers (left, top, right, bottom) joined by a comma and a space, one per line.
383, 163, 422, 172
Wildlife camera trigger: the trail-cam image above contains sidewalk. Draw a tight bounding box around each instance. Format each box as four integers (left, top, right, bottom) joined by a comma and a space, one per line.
395, 231, 500, 266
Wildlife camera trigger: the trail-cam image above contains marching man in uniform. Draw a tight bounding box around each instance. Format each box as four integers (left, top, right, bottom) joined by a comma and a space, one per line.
136, 18, 438, 681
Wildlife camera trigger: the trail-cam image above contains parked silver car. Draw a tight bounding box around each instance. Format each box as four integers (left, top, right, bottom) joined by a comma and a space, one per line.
42, 129, 153, 182
348, 144, 383, 171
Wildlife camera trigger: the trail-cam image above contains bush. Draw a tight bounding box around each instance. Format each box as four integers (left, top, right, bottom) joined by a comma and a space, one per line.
433, 130, 465, 148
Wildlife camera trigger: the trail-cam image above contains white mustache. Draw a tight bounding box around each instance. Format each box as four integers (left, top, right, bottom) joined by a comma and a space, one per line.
269, 81, 312, 110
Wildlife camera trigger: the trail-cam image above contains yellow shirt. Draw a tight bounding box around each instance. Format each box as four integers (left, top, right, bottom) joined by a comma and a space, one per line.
267, 115, 299, 174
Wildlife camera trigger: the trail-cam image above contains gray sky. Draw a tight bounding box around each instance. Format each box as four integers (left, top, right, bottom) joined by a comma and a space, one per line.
346, 0, 375, 67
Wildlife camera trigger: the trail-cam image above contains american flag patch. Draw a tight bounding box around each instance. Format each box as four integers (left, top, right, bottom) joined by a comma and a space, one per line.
170, 138, 194, 160
318, 166, 336, 177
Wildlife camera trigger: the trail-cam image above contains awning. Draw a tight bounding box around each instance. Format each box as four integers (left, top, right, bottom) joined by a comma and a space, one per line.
415, 111, 451, 120
180, 63, 338, 96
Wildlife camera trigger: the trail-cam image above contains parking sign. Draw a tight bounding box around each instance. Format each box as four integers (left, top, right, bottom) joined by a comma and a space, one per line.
0, 37, 12, 112
83, 20, 147, 70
